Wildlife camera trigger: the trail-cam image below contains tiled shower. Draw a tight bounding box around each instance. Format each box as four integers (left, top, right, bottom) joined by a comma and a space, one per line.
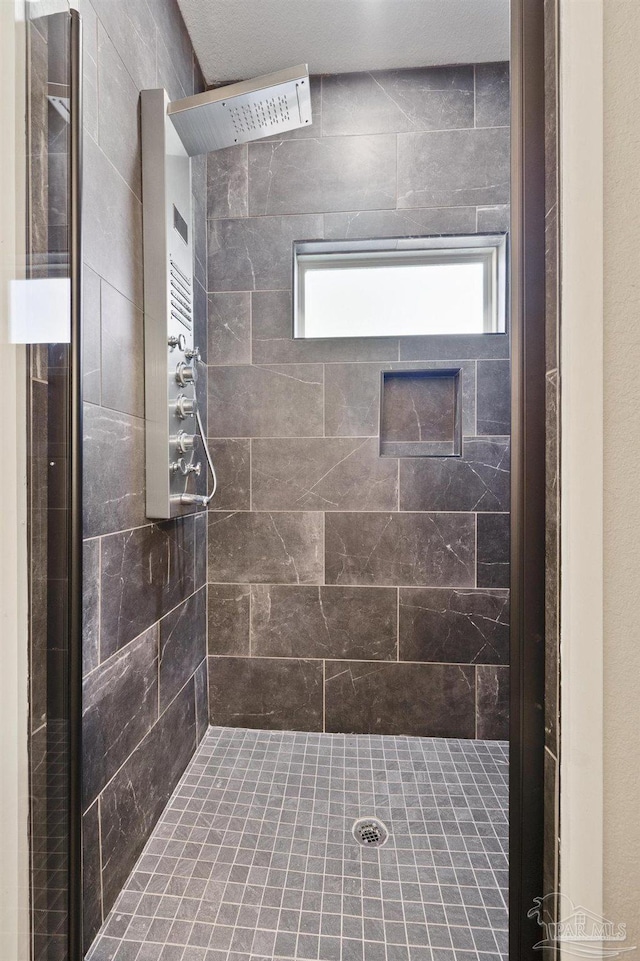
24, 1, 513, 957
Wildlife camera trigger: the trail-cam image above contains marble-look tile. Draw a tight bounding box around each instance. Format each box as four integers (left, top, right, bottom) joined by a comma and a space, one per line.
83, 538, 101, 676
325, 661, 476, 737
152, 0, 194, 101
208, 511, 323, 584
208, 584, 251, 656
100, 516, 195, 656
251, 438, 398, 511
543, 745, 560, 913
477, 204, 510, 233
251, 290, 398, 365
477, 359, 511, 434
251, 585, 397, 660
97, 23, 141, 199
90, 0, 156, 92
324, 364, 381, 437
399, 333, 510, 362
325, 512, 475, 587
207, 292, 251, 366
477, 513, 510, 589
399, 588, 509, 664
248, 136, 397, 216
207, 145, 248, 219
476, 665, 510, 738
194, 510, 207, 590
208, 657, 323, 731
207, 364, 323, 437
206, 439, 251, 511
83, 403, 146, 538
83, 266, 101, 405
82, 624, 158, 806
194, 659, 208, 743
82, 800, 102, 953
323, 206, 478, 240
84, 132, 143, 308
399, 437, 510, 512
475, 63, 510, 128
99, 682, 196, 914
381, 370, 457, 448
192, 153, 207, 292
208, 214, 323, 291
100, 280, 144, 418
159, 587, 207, 712
79, 0, 98, 142
321, 68, 474, 136
398, 128, 510, 209
156, 29, 190, 102
193, 276, 208, 365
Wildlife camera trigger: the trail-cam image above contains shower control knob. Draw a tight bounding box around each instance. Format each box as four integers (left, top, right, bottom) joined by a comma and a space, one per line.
176, 361, 198, 386
175, 395, 197, 419
185, 346, 201, 363
168, 333, 186, 351
176, 431, 197, 454
171, 458, 201, 476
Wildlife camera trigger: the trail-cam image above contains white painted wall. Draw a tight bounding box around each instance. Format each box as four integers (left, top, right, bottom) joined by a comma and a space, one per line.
602, 0, 640, 946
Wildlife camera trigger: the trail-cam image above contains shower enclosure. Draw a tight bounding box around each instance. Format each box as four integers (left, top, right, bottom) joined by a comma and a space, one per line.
18, 1, 549, 958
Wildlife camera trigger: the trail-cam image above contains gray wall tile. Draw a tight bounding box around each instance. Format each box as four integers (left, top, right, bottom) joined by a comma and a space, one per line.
208, 511, 323, 584
209, 656, 323, 731
398, 128, 510, 209
208, 215, 323, 291
206, 439, 251, 510
477, 359, 511, 434
325, 661, 476, 737
207, 292, 251, 366
476, 665, 510, 738
83, 266, 101, 405
159, 587, 207, 712
399, 333, 510, 361
207, 145, 248, 219
325, 512, 476, 587
83, 625, 158, 806
83, 403, 146, 538
399, 588, 509, 664
194, 659, 208, 742
476, 204, 510, 232
82, 800, 102, 952
90, 0, 156, 92
100, 280, 144, 418
248, 136, 397, 216
321, 68, 474, 136
323, 206, 477, 240
208, 584, 251, 656
208, 364, 323, 437
399, 438, 510, 512
324, 364, 381, 437
97, 22, 141, 199
475, 63, 510, 128
251, 438, 398, 511
251, 585, 397, 660
477, 513, 510, 589
83, 539, 101, 675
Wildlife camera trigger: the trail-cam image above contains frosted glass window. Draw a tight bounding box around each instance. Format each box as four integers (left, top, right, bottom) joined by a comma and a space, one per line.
294, 235, 507, 339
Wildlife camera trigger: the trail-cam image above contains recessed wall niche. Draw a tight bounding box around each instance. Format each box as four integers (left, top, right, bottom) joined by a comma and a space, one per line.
379, 368, 462, 457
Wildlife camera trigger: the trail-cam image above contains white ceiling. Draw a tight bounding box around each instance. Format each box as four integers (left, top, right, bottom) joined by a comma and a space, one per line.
176, 0, 510, 86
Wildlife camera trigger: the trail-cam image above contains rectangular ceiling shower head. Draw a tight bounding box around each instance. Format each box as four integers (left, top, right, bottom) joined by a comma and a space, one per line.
167, 64, 312, 156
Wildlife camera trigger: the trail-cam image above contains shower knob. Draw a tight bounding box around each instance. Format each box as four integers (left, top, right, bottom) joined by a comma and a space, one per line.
175, 395, 197, 419
176, 361, 198, 386
185, 346, 201, 363
168, 333, 186, 351
176, 431, 197, 454
171, 458, 202, 476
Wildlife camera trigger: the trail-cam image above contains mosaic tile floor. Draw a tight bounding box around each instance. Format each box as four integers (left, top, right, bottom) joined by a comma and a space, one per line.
88, 727, 509, 961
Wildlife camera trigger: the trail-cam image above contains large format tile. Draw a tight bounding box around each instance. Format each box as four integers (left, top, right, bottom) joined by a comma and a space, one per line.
207, 364, 323, 437
248, 136, 397, 216
325, 661, 476, 737
397, 127, 510, 209
100, 280, 144, 418
82, 801, 102, 953
99, 682, 196, 914
194, 659, 208, 744
207, 292, 251, 366
83, 538, 100, 675
399, 588, 510, 664
207, 144, 248, 219
321, 67, 474, 136
101, 517, 195, 656
208, 657, 323, 731
251, 585, 397, 660
325, 512, 475, 587
159, 587, 206, 712
206, 438, 251, 510
477, 204, 510, 233
83, 132, 143, 308
83, 266, 101, 405
477, 513, 510, 589
96, 23, 141, 199
83, 403, 146, 538
477, 359, 511, 434
208, 214, 323, 291
82, 625, 158, 806
399, 333, 510, 361
476, 665, 510, 739
207, 584, 251, 656
251, 437, 398, 511
90, 0, 156, 92
208, 511, 323, 584
251, 290, 398, 365
399, 437, 510, 512
323, 206, 477, 240
475, 62, 510, 128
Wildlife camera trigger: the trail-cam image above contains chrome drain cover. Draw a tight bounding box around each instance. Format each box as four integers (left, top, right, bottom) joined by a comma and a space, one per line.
352, 817, 389, 847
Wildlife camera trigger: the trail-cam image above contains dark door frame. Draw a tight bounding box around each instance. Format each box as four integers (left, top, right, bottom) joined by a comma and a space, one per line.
509, 0, 547, 957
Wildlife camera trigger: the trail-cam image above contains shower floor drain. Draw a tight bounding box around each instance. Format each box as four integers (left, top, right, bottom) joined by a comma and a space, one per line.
352, 817, 389, 847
